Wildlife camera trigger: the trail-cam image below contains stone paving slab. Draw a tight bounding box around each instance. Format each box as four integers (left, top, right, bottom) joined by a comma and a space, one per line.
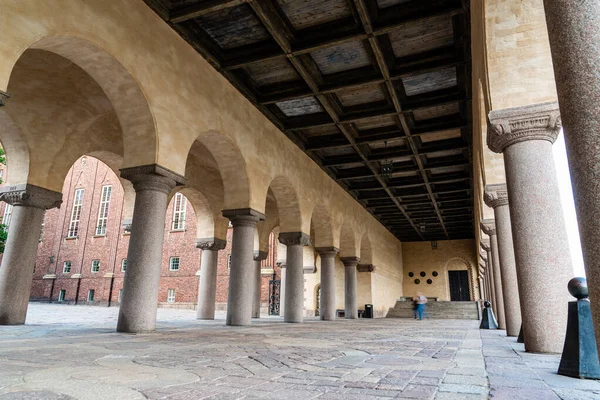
0, 304, 598, 400
481, 330, 600, 400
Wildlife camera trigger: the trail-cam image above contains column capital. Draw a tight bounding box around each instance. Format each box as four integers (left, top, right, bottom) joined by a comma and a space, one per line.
315, 246, 339, 258
357, 263, 376, 272
276, 260, 286, 268
120, 164, 185, 194
0, 90, 9, 107
340, 256, 360, 267
480, 219, 496, 236
278, 232, 311, 247
222, 208, 264, 227
196, 237, 227, 251
253, 250, 268, 261
487, 101, 561, 153
484, 183, 509, 208
0, 184, 62, 210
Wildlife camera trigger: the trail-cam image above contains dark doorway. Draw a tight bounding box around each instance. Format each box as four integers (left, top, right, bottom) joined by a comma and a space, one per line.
448, 270, 470, 301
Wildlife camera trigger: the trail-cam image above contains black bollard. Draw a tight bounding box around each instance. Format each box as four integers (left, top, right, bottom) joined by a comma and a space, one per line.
480, 300, 498, 330
558, 277, 600, 379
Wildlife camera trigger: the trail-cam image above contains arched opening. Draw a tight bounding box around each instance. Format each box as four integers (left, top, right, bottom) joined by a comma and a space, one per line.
339, 221, 358, 258
23, 155, 129, 307
444, 257, 474, 301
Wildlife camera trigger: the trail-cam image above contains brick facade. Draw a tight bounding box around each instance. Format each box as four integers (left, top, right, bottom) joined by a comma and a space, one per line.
0, 156, 280, 311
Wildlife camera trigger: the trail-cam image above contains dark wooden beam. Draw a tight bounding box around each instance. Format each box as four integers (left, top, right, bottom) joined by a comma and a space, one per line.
170, 0, 249, 23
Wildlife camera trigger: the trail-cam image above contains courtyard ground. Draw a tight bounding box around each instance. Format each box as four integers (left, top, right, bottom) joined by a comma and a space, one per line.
0, 304, 598, 399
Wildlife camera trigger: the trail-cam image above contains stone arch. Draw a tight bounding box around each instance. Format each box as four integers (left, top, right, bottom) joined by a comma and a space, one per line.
265, 176, 302, 233
310, 203, 334, 248
27, 36, 157, 169
359, 233, 373, 265
443, 257, 475, 301
339, 221, 358, 258
3, 42, 156, 192
188, 131, 251, 211
257, 194, 279, 253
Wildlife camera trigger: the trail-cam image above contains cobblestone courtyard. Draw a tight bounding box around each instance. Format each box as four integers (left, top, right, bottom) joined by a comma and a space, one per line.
0, 304, 599, 400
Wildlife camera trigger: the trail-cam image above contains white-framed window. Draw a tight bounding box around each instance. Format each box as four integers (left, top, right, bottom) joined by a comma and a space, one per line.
121, 259, 127, 272
91, 259, 100, 273
58, 289, 66, 302
63, 261, 72, 274
87, 289, 95, 302
95, 185, 112, 236
228, 254, 232, 269
167, 288, 175, 303
2, 203, 12, 228
171, 193, 187, 230
118, 289, 123, 302
67, 188, 84, 237
169, 257, 180, 271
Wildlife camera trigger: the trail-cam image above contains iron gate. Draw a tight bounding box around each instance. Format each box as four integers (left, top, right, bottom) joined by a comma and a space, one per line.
268, 272, 281, 316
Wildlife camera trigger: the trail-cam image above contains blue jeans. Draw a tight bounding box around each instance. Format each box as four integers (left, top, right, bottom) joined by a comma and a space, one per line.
416, 304, 425, 320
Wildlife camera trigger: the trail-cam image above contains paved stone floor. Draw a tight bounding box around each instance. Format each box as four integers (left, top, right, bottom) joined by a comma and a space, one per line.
0, 304, 598, 399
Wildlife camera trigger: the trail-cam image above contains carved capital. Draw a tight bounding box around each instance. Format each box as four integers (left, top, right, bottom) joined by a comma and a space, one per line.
340, 256, 360, 267
278, 232, 311, 247
253, 250, 268, 261
480, 219, 496, 236
357, 263, 376, 273
0, 184, 62, 210
196, 237, 227, 251
487, 101, 561, 153
222, 208, 265, 227
276, 260, 286, 269
315, 246, 339, 258
0, 90, 9, 107
484, 184, 509, 209
120, 164, 185, 194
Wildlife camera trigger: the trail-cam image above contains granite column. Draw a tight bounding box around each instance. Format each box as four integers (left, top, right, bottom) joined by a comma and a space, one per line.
196, 238, 226, 320
482, 220, 506, 330
223, 209, 264, 326
279, 232, 310, 323
0, 184, 62, 324
252, 251, 268, 318
117, 165, 184, 333
488, 103, 573, 353
544, 0, 600, 355
341, 257, 359, 319
485, 185, 522, 337
316, 247, 338, 321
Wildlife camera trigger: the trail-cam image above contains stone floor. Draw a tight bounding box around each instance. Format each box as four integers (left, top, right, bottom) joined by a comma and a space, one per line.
0, 304, 597, 399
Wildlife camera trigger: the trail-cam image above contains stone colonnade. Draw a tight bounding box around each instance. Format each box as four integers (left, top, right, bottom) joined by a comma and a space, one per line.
481, 103, 573, 353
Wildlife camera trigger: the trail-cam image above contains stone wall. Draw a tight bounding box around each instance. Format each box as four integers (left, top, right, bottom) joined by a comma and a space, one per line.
402, 240, 478, 301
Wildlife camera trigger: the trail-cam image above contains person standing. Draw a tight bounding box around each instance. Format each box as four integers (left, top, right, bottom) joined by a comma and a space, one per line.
413, 292, 428, 320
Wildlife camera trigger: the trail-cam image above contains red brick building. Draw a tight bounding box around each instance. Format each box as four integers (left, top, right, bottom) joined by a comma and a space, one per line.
0, 156, 279, 311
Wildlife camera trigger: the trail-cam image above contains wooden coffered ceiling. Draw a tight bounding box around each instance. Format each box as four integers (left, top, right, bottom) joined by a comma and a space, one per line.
144, 0, 473, 242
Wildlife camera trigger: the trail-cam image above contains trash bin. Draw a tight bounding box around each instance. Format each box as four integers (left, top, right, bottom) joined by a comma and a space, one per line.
364, 304, 373, 318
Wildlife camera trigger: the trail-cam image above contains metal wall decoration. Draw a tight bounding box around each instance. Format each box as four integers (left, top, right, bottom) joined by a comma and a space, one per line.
414, 279, 421, 284
380, 141, 394, 180
420, 271, 426, 277
432, 271, 439, 277
427, 279, 433, 284
268, 272, 280, 316
408, 272, 414, 277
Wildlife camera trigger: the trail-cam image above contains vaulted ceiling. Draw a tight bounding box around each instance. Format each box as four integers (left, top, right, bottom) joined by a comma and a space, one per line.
144, 0, 473, 242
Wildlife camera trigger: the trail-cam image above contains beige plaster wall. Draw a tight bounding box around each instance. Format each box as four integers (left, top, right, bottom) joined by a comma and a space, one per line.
371, 270, 403, 318
0, 0, 404, 283
402, 240, 478, 301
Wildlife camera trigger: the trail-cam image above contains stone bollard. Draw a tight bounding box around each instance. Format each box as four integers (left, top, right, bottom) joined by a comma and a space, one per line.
558, 277, 600, 379
480, 300, 499, 330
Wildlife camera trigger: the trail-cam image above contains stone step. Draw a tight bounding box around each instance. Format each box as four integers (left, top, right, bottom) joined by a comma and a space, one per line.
386, 301, 480, 320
